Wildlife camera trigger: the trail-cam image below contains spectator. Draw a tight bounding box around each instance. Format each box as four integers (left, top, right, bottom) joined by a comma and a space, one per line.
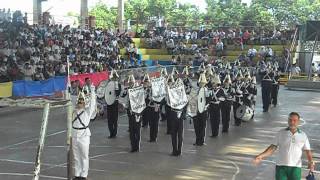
247, 45, 257, 62
216, 39, 224, 57
253, 112, 315, 180
291, 63, 301, 76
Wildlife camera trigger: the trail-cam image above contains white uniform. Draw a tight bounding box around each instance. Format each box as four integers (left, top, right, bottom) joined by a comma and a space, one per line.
72, 87, 96, 178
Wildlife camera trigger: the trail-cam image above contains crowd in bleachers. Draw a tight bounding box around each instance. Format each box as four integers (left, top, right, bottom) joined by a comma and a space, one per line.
0, 8, 147, 83
0, 8, 299, 83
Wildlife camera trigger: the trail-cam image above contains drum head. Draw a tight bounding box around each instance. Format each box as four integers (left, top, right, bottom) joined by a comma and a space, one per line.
97, 80, 108, 98
242, 106, 253, 122
236, 105, 246, 119
105, 81, 116, 105
197, 87, 206, 113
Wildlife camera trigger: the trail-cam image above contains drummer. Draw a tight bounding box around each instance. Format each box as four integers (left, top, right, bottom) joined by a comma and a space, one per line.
106, 69, 122, 138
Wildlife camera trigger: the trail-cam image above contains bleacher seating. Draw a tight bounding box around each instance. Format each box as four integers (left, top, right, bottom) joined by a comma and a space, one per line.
121, 38, 294, 63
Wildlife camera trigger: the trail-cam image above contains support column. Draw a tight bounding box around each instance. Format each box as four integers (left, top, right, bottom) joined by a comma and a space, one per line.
118, 0, 124, 32
80, 0, 88, 27
33, 0, 42, 24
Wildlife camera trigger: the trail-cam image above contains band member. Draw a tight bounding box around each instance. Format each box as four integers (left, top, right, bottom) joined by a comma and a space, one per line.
146, 74, 161, 142
123, 74, 145, 152
242, 71, 252, 107
72, 85, 96, 180
167, 75, 188, 156
248, 75, 258, 119
165, 73, 175, 135
232, 71, 244, 126
193, 72, 210, 145
106, 69, 121, 138
270, 67, 280, 107
220, 74, 233, 133
142, 74, 151, 128
209, 73, 224, 137
83, 78, 97, 121
261, 69, 272, 112
70, 80, 81, 107
160, 68, 168, 122
182, 66, 192, 95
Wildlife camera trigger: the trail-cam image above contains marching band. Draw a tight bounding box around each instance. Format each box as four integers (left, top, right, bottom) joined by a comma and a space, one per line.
69, 61, 280, 179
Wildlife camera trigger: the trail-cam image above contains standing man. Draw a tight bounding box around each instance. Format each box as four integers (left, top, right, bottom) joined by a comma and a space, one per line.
192, 73, 210, 146
261, 70, 272, 112
105, 69, 121, 138
167, 76, 188, 156
253, 112, 315, 180
209, 73, 224, 137
232, 71, 244, 126
271, 68, 280, 107
220, 74, 233, 133
123, 74, 146, 152
72, 86, 96, 180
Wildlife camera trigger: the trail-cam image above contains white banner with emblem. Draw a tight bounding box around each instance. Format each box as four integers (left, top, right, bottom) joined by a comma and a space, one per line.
128, 86, 146, 114
168, 81, 188, 110
151, 77, 166, 103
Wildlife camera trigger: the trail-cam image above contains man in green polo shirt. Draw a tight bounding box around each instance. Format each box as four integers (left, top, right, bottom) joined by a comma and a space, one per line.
253, 112, 315, 180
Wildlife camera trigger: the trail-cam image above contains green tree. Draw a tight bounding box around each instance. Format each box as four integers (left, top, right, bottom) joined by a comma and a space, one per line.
147, 0, 176, 17
125, 0, 150, 31
89, 1, 117, 29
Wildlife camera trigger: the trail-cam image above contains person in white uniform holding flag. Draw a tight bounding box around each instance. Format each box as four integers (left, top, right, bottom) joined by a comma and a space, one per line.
72, 83, 96, 180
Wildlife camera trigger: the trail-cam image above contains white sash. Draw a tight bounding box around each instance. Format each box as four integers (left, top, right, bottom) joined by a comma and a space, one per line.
129, 86, 146, 114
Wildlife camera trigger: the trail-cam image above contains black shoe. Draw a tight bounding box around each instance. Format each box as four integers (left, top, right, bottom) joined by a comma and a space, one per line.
263, 109, 268, 112
149, 139, 156, 142
171, 151, 178, 156
222, 130, 228, 133
193, 143, 199, 146
72, 177, 80, 180
130, 149, 139, 153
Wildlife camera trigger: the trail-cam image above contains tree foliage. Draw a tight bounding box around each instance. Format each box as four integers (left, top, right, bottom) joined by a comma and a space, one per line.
89, 1, 117, 29
89, 0, 320, 30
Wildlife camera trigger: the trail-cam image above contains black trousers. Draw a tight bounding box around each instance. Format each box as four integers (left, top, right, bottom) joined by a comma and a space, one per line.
107, 101, 118, 137
166, 105, 172, 134
142, 107, 152, 127
128, 112, 141, 151
193, 111, 207, 145
170, 111, 184, 155
261, 80, 272, 112
271, 84, 279, 106
243, 94, 252, 107
160, 103, 166, 121
209, 104, 221, 136
233, 101, 241, 126
221, 101, 232, 132
149, 108, 160, 141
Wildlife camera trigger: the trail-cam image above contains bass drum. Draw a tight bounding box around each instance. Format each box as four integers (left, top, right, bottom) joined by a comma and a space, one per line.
197, 87, 206, 113
105, 81, 117, 105
96, 80, 108, 99
236, 105, 253, 122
